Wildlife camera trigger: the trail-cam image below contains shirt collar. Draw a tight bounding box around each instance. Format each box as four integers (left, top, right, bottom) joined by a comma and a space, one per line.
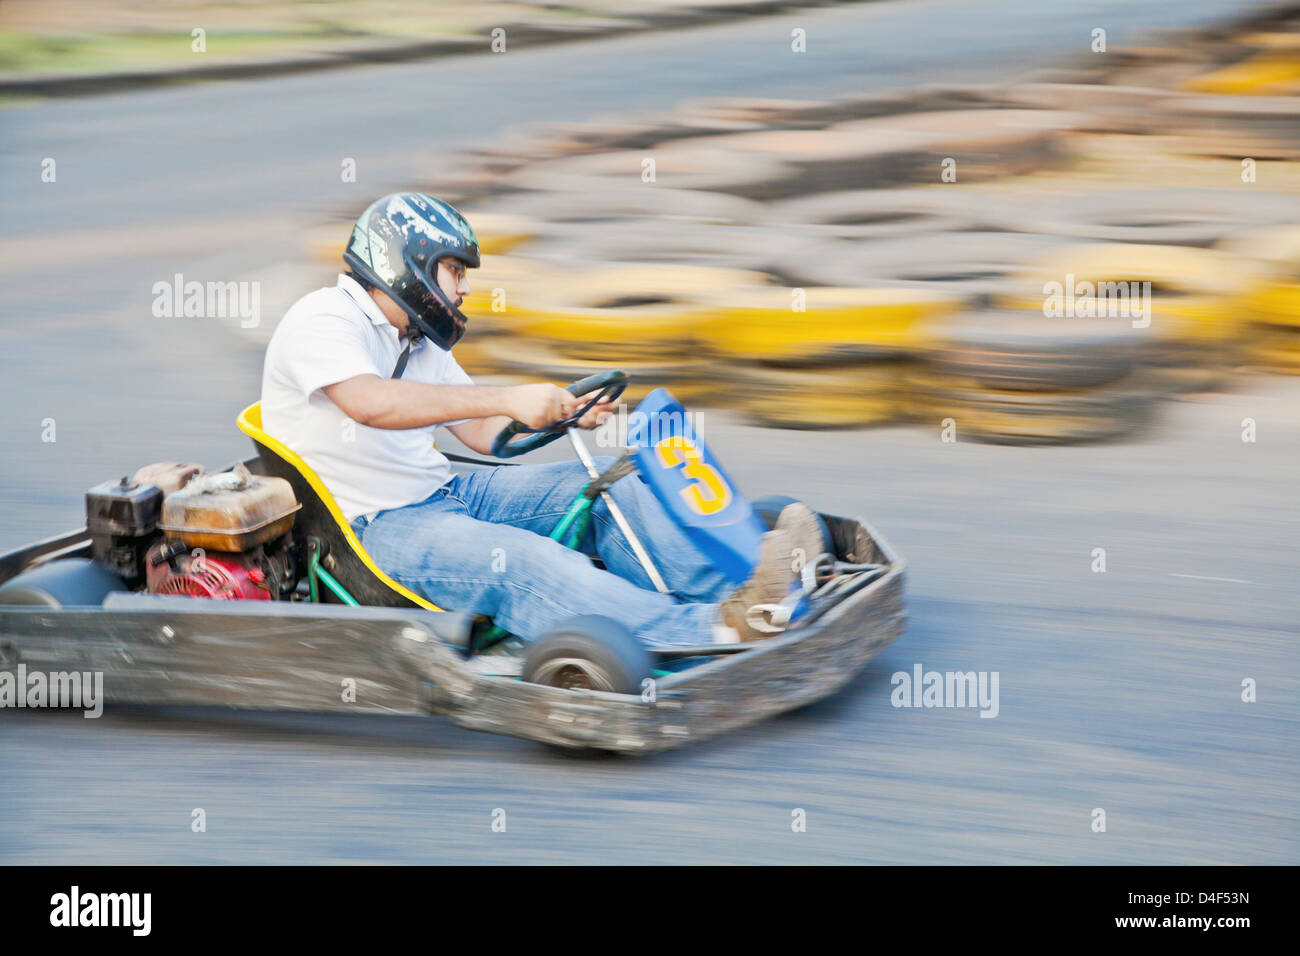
337, 273, 426, 351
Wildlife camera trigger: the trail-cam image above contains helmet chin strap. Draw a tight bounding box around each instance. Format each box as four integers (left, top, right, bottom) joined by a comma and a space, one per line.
391, 325, 424, 379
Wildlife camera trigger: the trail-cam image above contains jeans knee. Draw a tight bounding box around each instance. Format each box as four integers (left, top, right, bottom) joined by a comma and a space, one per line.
508, 532, 587, 576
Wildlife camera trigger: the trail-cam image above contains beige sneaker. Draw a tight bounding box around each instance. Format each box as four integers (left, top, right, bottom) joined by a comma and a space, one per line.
772, 501, 831, 569
719, 502, 829, 642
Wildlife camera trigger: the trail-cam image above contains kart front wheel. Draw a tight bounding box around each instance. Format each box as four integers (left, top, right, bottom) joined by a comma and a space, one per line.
523, 615, 651, 695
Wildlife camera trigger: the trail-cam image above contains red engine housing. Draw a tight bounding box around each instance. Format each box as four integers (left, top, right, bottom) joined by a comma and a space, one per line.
145, 542, 270, 600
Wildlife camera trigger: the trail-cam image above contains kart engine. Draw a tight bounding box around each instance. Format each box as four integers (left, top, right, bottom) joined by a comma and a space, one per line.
87, 461, 302, 600
145, 540, 292, 601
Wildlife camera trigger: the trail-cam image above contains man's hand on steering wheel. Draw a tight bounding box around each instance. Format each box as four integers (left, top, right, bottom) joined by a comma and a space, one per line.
574, 393, 617, 430
506, 383, 615, 432
491, 371, 629, 458
506, 383, 577, 431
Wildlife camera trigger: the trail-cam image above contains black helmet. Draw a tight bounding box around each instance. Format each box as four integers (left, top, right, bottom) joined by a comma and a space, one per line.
342, 193, 480, 351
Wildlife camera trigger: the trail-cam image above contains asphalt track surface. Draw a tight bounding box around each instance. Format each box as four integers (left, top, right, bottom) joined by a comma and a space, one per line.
1, 0, 1296, 863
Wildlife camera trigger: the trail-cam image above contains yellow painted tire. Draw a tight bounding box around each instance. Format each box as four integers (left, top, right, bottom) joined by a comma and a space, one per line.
459, 257, 557, 334
1243, 280, 1300, 327
720, 361, 907, 428
915, 384, 1160, 444
999, 243, 1268, 344
698, 287, 962, 361
1183, 53, 1300, 96
1004, 243, 1259, 299
444, 334, 506, 374
504, 264, 772, 349
1251, 324, 1300, 373
933, 405, 1152, 445
736, 392, 901, 429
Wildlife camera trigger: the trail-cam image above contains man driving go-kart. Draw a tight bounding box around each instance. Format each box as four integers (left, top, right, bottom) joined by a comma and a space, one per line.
261, 192, 826, 647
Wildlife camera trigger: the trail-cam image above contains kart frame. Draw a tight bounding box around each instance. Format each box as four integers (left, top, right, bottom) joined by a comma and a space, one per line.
0, 490, 905, 753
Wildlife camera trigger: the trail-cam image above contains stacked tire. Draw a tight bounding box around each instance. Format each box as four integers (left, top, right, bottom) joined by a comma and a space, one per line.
915, 312, 1164, 444
696, 286, 962, 428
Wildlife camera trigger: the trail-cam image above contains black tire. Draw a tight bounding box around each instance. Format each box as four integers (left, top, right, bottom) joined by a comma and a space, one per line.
750, 494, 835, 555
0, 558, 128, 607
522, 615, 651, 696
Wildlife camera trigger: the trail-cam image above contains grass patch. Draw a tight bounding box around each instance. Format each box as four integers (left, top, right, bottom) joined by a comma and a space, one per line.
0, 30, 353, 75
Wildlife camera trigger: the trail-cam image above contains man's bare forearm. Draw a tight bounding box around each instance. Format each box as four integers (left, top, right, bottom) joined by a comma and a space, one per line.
451, 414, 515, 456
325, 375, 517, 430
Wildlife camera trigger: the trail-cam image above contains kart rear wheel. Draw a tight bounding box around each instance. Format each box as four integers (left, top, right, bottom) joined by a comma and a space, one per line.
0, 558, 128, 607
523, 615, 651, 696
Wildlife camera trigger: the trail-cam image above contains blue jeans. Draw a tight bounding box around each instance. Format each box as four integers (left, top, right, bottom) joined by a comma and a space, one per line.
351, 458, 732, 647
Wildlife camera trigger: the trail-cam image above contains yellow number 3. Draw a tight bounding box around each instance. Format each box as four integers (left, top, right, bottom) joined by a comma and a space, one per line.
654, 436, 731, 516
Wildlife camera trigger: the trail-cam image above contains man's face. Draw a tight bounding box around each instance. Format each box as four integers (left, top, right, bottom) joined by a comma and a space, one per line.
436, 258, 471, 306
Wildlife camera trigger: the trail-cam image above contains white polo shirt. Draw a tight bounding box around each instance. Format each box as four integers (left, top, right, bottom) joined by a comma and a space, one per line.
261, 274, 474, 522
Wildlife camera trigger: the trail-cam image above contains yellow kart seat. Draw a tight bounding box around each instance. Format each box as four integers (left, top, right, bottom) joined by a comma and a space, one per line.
237, 402, 441, 610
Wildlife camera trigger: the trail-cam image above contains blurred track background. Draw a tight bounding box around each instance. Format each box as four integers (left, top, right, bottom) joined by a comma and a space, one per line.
1, 0, 1297, 863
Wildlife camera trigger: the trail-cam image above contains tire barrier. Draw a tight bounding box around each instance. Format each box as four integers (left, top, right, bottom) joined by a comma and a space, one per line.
1003, 242, 1262, 299
1248, 317, 1300, 373
764, 189, 989, 243
1221, 226, 1300, 374
534, 112, 766, 153
1002, 84, 1178, 133
689, 286, 959, 429
799, 232, 1071, 297
677, 96, 852, 129
502, 263, 769, 357
920, 320, 1144, 392
469, 336, 710, 405
916, 382, 1162, 445
681, 85, 1010, 130
984, 188, 1300, 247
502, 187, 767, 226
676, 110, 1079, 197
913, 311, 1167, 443
300, 5, 1300, 440
998, 242, 1267, 347
722, 361, 909, 429
1169, 94, 1300, 158
502, 144, 795, 200
1217, 224, 1300, 269
695, 286, 963, 363
518, 220, 835, 285
1183, 48, 1300, 96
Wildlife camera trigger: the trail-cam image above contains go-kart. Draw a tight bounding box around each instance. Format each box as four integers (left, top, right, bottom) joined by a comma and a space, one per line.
0, 372, 906, 753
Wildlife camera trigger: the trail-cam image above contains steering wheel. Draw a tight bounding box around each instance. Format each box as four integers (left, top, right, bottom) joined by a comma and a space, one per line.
490, 370, 629, 459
